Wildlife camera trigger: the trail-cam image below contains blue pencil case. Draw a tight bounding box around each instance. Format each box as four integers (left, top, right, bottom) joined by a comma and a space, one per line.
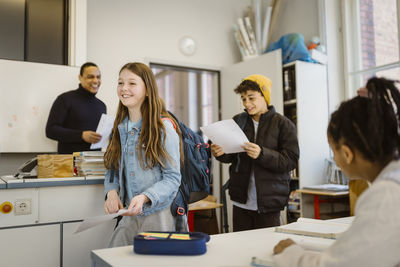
133, 231, 210, 255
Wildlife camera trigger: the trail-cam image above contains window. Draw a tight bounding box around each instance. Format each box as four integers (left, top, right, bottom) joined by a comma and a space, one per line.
343, 0, 400, 96
0, 0, 68, 65
150, 63, 220, 136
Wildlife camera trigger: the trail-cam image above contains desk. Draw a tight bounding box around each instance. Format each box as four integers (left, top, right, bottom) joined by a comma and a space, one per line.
91, 224, 336, 267
188, 200, 223, 232
297, 189, 349, 219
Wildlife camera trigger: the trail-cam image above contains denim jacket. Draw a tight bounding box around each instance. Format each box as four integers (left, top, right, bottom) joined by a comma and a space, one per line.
104, 116, 181, 216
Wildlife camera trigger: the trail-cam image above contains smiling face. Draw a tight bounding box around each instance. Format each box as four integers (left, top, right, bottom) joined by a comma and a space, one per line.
117, 69, 147, 111
240, 90, 268, 121
79, 66, 101, 94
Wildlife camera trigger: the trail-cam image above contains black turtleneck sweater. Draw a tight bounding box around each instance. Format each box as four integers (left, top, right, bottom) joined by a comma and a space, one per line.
46, 85, 107, 154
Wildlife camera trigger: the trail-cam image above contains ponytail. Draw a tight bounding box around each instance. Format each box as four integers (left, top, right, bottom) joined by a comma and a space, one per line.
328, 77, 400, 162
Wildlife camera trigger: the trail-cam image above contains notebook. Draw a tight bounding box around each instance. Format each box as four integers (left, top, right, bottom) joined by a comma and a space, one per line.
275, 217, 352, 239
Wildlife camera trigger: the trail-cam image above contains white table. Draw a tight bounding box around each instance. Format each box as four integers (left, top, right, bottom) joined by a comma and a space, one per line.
91, 226, 336, 267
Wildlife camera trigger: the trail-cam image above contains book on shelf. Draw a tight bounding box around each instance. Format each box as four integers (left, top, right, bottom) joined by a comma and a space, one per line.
283, 67, 296, 101
283, 105, 297, 125
275, 217, 351, 239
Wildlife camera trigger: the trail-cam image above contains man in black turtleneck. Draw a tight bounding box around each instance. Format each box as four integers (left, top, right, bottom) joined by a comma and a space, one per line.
46, 62, 107, 154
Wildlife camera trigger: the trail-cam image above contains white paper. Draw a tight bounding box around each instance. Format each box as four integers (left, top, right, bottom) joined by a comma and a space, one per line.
90, 113, 115, 149
274, 218, 351, 239
200, 119, 249, 154
74, 209, 130, 233
303, 184, 349, 192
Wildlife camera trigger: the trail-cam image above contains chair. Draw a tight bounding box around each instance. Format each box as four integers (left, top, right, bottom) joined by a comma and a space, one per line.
192, 195, 220, 235
349, 179, 370, 216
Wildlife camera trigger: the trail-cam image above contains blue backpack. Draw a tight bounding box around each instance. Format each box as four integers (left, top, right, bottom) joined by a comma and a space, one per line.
162, 112, 211, 222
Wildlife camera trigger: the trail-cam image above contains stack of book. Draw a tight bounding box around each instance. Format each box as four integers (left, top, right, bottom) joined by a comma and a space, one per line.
233, 0, 282, 60
73, 151, 106, 177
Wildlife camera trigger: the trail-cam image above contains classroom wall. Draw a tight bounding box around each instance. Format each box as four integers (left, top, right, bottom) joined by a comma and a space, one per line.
269, 0, 320, 45
86, 0, 322, 118
86, 0, 252, 117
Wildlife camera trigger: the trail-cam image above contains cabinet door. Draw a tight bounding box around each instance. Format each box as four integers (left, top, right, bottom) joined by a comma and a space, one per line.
0, 224, 60, 267
219, 50, 283, 231
63, 221, 115, 267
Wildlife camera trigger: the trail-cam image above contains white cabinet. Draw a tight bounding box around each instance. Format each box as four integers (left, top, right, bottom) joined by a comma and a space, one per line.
0, 224, 60, 267
63, 221, 114, 267
282, 61, 330, 219
0, 183, 115, 267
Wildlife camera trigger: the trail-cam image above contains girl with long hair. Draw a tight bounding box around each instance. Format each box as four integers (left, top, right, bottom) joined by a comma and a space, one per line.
103, 62, 182, 247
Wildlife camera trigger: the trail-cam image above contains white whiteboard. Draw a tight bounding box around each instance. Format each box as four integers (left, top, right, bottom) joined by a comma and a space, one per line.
0, 59, 80, 152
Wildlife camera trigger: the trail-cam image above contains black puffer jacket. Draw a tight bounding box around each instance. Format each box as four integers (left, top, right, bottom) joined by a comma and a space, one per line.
216, 107, 299, 213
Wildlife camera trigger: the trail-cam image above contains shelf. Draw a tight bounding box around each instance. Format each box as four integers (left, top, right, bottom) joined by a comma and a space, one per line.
284, 99, 297, 105
288, 209, 301, 214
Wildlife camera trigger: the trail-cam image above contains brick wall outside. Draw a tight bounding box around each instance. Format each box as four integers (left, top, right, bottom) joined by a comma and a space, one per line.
360, 0, 400, 80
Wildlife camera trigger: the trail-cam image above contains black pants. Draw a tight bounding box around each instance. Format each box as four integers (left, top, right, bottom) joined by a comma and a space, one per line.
233, 205, 281, 232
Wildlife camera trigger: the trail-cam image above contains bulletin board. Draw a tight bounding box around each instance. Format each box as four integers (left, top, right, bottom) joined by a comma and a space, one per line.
0, 59, 80, 152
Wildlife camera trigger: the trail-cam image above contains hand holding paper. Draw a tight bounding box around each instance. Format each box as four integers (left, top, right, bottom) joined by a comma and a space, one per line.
75, 208, 131, 234
90, 113, 115, 149
200, 119, 249, 154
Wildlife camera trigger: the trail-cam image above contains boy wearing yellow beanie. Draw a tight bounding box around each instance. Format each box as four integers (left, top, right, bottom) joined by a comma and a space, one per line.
211, 74, 299, 231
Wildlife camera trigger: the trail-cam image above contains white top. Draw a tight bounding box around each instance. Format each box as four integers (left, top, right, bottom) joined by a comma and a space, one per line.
232, 118, 259, 210
274, 160, 400, 267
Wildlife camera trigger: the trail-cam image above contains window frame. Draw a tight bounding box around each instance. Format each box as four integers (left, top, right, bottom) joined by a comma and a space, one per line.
342, 0, 400, 97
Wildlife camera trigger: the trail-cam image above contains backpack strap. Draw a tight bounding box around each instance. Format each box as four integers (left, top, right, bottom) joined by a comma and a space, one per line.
161, 117, 177, 131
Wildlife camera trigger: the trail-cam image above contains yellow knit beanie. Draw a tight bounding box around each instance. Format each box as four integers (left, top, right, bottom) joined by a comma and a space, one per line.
244, 74, 272, 105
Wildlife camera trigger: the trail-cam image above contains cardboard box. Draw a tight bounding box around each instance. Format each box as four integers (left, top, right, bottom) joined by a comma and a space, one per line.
37, 154, 74, 178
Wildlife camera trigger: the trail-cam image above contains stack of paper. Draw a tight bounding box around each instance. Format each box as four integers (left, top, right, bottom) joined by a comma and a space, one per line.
303, 184, 349, 192
73, 151, 106, 177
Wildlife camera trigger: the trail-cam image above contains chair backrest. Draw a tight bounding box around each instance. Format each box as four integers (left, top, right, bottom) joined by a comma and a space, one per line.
349, 179, 370, 216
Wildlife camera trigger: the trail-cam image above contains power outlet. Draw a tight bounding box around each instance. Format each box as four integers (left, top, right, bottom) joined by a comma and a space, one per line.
14, 199, 32, 215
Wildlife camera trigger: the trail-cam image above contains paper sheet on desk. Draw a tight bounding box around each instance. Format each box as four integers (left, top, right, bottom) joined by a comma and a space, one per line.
75, 209, 130, 233
200, 119, 249, 154
91, 113, 115, 149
